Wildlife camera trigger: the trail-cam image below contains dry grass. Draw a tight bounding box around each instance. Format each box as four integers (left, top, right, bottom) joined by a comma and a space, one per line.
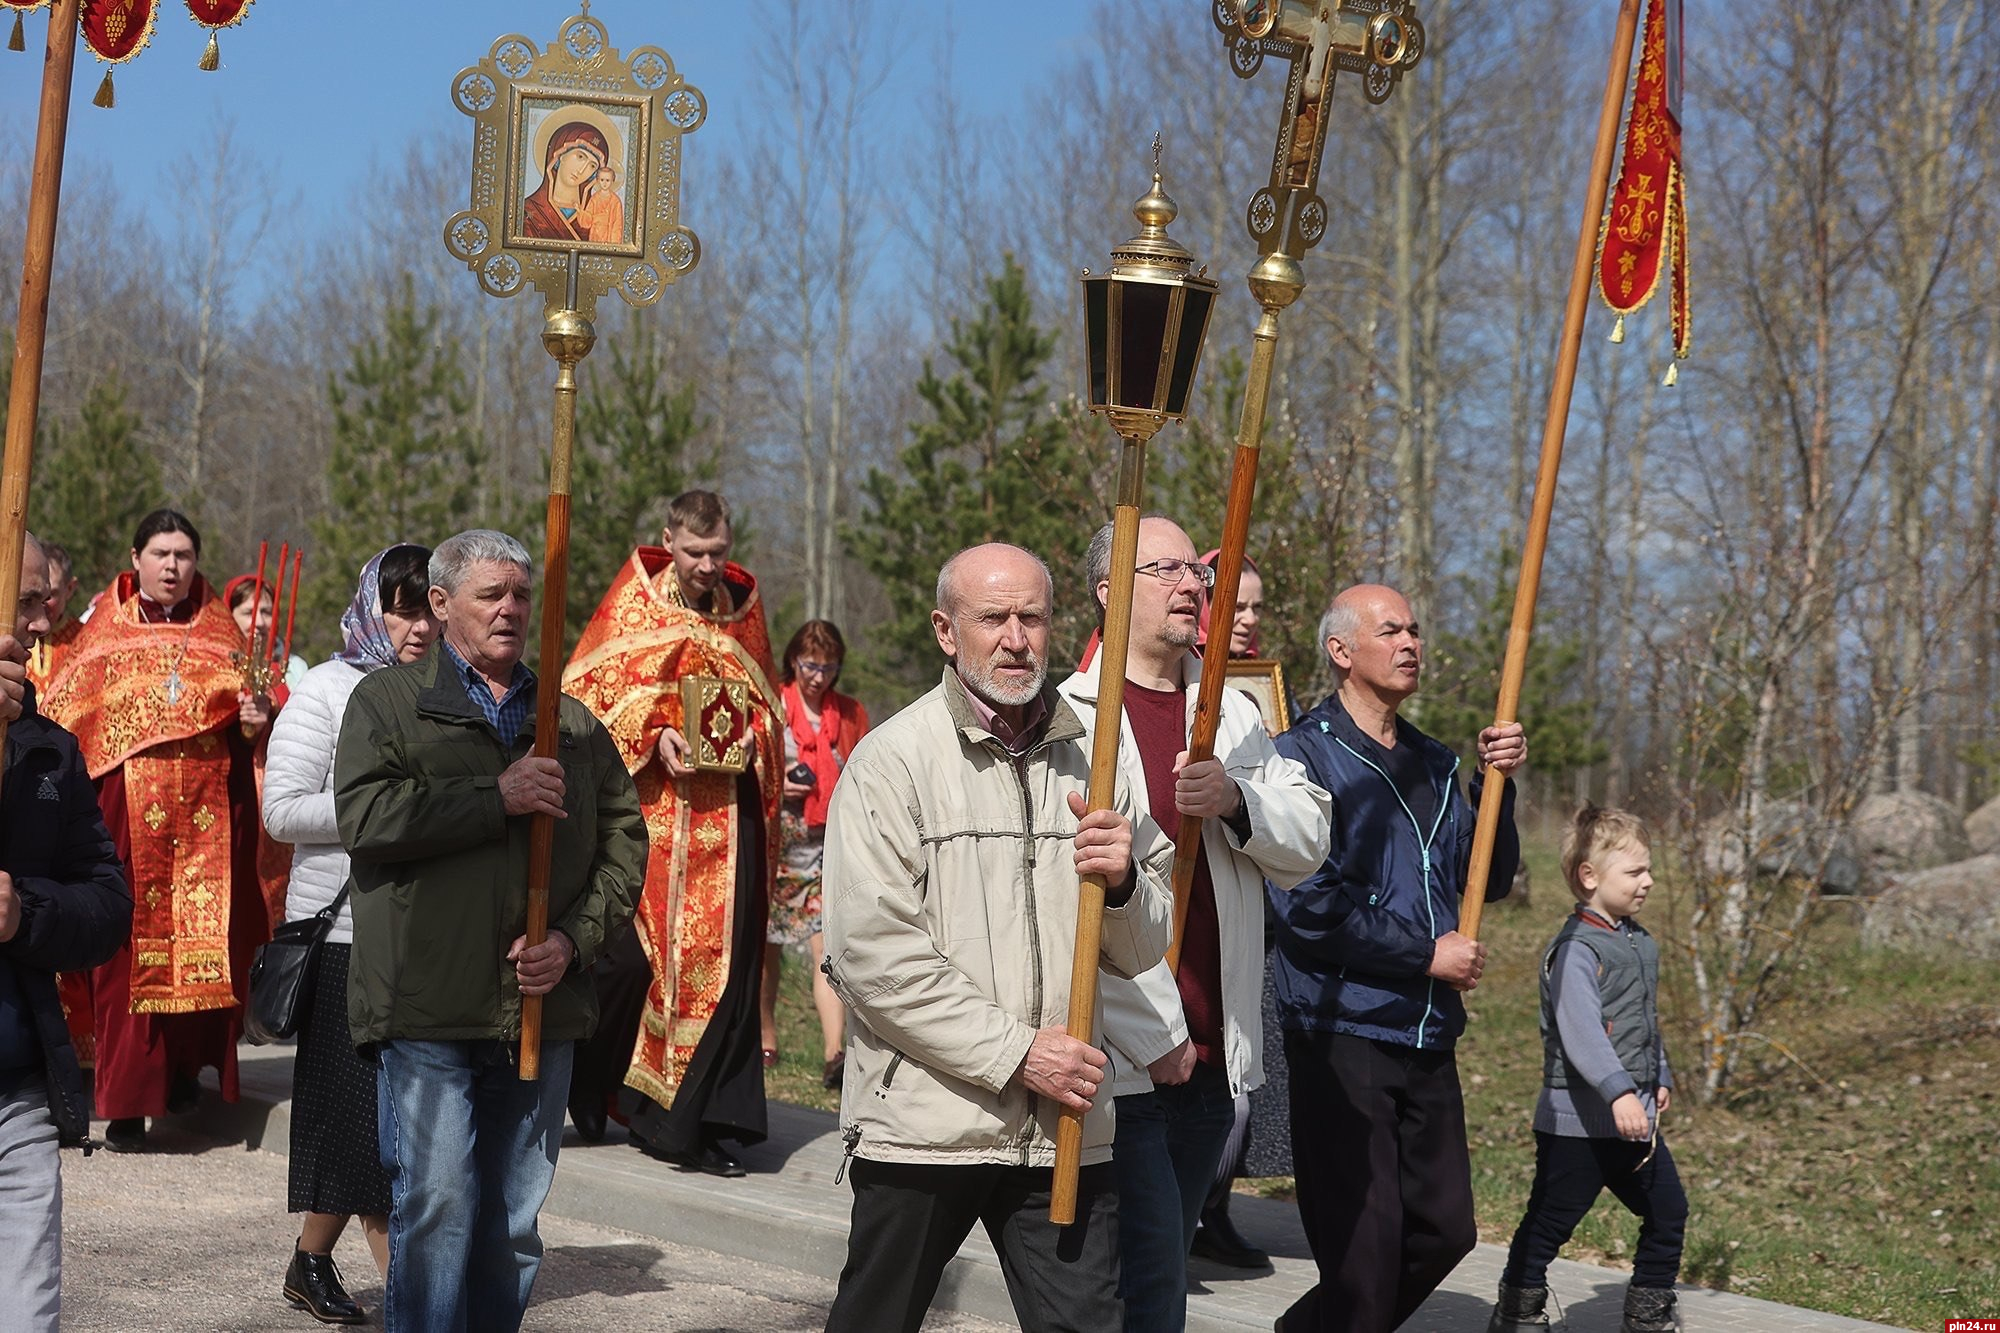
1456, 838, 1999, 1330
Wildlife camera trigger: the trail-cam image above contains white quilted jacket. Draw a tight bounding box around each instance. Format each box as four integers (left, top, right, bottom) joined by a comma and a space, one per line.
263, 659, 365, 943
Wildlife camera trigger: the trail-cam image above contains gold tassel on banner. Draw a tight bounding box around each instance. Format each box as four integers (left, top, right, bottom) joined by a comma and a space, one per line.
1662, 361, 1679, 388
7, 12, 23, 52
93, 67, 114, 107
198, 31, 218, 70
1609, 314, 1625, 344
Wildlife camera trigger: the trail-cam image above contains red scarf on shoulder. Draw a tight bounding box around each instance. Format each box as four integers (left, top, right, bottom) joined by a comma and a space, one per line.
783, 681, 864, 827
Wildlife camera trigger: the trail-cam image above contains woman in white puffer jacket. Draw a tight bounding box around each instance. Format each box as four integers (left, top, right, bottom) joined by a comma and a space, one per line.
260, 544, 435, 1327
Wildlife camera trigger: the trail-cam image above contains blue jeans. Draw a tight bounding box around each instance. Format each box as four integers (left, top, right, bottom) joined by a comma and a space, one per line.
376, 1039, 572, 1333
1112, 1059, 1237, 1332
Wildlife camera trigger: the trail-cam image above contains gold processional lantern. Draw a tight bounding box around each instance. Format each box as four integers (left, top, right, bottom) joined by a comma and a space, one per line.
1052, 146, 1216, 1227
1081, 151, 1220, 445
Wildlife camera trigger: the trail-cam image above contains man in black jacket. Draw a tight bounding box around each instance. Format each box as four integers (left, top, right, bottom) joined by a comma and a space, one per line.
0, 533, 133, 1332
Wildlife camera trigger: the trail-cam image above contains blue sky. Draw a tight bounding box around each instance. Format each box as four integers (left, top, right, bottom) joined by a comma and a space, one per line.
2, 1, 1094, 241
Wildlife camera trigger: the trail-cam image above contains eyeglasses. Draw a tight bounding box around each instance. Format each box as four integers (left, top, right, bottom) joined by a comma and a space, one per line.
1134, 559, 1216, 590
795, 660, 839, 677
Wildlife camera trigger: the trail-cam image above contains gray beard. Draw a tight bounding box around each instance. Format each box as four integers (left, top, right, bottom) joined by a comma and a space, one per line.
958, 655, 1047, 709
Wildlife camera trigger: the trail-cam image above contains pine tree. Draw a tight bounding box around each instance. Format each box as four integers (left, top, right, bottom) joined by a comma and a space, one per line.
849, 256, 1106, 691
307, 279, 479, 657
563, 317, 708, 649
34, 376, 160, 594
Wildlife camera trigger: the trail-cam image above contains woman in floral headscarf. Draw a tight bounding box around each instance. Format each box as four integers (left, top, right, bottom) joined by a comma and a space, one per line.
260, 545, 435, 1325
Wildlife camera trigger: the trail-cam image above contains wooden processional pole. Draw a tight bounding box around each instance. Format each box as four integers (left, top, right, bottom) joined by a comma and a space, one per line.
518, 296, 594, 1081
1051, 432, 1147, 1225
1168, 254, 1299, 969
1052, 154, 1218, 1223
440, 6, 708, 1078
1169, 1, 1430, 966
1459, 0, 1642, 940
0, 0, 80, 766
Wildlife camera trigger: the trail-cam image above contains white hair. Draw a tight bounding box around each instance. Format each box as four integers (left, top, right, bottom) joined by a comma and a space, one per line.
430, 529, 532, 594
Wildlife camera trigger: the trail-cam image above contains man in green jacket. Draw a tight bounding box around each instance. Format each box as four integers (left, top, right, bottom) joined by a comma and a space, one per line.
334, 529, 646, 1333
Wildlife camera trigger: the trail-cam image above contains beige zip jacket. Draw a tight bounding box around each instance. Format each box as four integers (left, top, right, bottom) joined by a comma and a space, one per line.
821, 671, 1172, 1169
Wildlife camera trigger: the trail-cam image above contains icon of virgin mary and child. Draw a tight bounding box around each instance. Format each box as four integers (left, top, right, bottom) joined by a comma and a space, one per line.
521, 107, 628, 245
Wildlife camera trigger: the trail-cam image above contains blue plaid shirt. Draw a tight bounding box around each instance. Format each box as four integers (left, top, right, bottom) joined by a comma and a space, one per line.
441, 639, 536, 747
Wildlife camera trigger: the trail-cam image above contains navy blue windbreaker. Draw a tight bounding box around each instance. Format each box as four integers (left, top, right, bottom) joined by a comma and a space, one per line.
1266, 694, 1518, 1051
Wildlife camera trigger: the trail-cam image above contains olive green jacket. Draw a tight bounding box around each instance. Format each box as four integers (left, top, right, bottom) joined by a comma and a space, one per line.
334, 649, 647, 1049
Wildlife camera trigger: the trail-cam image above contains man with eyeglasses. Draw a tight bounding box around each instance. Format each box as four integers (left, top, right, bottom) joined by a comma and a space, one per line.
562, 490, 783, 1178
1059, 515, 1330, 1332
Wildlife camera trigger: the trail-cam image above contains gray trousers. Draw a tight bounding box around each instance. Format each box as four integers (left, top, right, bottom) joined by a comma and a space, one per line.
0, 1078, 62, 1332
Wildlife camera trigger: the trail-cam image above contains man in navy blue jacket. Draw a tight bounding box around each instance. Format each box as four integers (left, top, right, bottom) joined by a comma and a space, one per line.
0, 533, 133, 1331
1270, 583, 1524, 1333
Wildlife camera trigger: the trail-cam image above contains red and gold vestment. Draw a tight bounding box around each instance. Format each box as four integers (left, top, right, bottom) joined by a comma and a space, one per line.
563, 550, 782, 1109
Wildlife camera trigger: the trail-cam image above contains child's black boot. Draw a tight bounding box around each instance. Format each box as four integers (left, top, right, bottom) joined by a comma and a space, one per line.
1487, 1281, 1552, 1330
1621, 1284, 1677, 1332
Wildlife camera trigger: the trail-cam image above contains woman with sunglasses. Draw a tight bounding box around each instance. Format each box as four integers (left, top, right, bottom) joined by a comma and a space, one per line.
761, 620, 869, 1090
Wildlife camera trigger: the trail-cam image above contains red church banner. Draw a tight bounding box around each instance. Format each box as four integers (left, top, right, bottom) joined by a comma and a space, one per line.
1598, 0, 1690, 366
79, 0, 156, 61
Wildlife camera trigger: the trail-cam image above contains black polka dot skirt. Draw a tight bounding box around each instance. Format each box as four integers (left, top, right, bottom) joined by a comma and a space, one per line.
287, 943, 393, 1216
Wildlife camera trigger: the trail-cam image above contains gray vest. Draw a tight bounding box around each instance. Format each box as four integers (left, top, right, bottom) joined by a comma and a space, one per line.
1540, 913, 1659, 1091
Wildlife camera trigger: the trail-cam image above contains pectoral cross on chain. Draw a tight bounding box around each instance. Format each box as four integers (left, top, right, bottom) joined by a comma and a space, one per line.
165, 670, 185, 706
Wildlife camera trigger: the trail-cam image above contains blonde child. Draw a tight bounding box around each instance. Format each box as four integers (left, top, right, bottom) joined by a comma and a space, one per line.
1490, 805, 1686, 1333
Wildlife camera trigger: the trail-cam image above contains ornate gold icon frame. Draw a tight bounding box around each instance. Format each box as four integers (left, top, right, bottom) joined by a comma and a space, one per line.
444, 7, 706, 320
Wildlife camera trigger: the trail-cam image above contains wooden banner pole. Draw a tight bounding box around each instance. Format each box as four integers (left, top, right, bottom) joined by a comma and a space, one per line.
0, 0, 81, 769
1460, 0, 1643, 940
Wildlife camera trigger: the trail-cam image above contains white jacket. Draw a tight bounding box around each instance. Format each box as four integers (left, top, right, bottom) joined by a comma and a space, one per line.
263, 659, 365, 943
1058, 654, 1330, 1098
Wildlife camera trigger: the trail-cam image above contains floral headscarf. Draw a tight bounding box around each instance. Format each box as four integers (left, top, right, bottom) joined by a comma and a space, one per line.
332, 546, 406, 672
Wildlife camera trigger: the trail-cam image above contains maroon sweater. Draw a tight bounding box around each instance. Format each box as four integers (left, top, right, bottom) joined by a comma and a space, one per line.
1123, 682, 1225, 1067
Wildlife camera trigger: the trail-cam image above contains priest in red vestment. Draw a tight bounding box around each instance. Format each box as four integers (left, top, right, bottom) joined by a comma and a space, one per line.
42, 509, 273, 1151
562, 490, 782, 1177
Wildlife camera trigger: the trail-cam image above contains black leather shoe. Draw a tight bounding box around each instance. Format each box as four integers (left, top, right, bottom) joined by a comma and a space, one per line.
166, 1071, 201, 1116
569, 1091, 607, 1143
102, 1118, 147, 1153
689, 1140, 746, 1178
1190, 1204, 1270, 1269
283, 1249, 365, 1325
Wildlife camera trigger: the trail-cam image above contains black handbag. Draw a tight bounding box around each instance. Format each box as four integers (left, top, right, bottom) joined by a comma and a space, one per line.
244, 885, 349, 1046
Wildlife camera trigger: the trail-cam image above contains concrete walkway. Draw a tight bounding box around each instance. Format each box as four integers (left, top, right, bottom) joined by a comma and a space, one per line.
180, 1045, 1905, 1333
